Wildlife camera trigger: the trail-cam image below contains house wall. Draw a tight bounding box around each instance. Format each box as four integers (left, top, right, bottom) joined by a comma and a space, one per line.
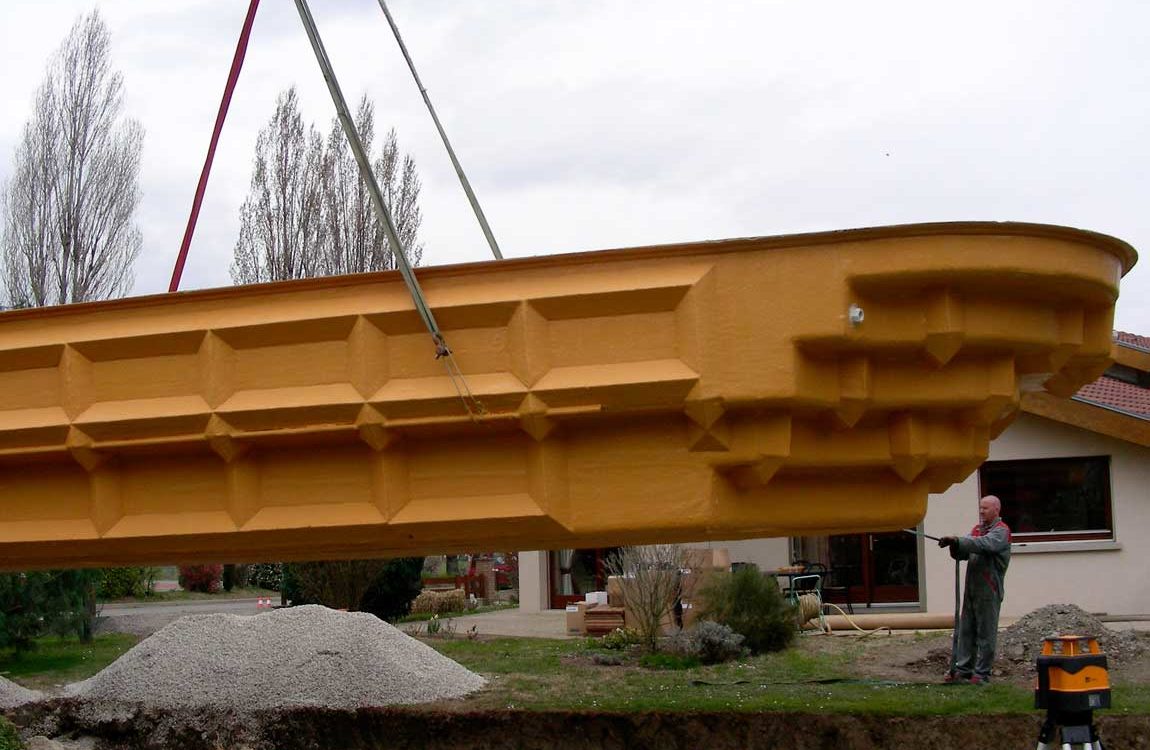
710, 537, 791, 572
922, 413, 1150, 618
517, 539, 790, 612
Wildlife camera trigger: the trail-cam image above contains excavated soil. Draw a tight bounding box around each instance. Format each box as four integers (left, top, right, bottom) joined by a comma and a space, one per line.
6, 701, 1150, 750
852, 604, 1150, 687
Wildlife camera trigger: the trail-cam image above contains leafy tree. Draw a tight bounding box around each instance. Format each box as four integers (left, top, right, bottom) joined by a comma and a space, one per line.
246, 563, 283, 591
97, 567, 158, 599
289, 559, 386, 612
359, 557, 425, 621
231, 88, 423, 284
285, 558, 423, 620
0, 569, 100, 651
1, 10, 142, 307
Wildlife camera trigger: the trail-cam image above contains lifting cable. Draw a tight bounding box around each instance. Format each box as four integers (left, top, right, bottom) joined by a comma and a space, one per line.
169, 0, 261, 293
171, 1, 486, 418
293, 0, 485, 419
374, 0, 503, 261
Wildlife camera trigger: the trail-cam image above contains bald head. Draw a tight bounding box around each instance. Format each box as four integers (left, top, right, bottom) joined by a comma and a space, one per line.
979, 495, 1001, 525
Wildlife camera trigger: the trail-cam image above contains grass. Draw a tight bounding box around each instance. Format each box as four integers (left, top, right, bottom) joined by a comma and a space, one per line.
398, 602, 518, 623
429, 636, 1150, 715
0, 633, 138, 690
102, 586, 278, 604
3, 626, 1148, 719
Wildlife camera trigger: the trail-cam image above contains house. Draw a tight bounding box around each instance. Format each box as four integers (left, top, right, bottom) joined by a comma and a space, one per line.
517, 332, 1150, 619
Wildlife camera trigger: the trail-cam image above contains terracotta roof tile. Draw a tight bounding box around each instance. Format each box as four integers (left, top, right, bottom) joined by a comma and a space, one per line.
1075, 375, 1150, 419
1115, 331, 1150, 352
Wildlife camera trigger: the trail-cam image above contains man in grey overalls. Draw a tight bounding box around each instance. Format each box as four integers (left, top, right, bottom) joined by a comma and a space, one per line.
938, 495, 1012, 685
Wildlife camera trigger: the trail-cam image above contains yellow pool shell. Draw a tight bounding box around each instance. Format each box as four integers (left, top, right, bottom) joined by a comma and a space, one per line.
0, 222, 1136, 568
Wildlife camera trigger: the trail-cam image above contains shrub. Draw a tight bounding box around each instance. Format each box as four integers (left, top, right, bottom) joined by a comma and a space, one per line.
279, 558, 423, 619
178, 564, 223, 593
0, 716, 21, 750
222, 564, 236, 592
246, 563, 283, 591
98, 567, 157, 599
598, 627, 642, 651
219, 563, 251, 592
358, 557, 424, 621
293, 560, 386, 611
696, 567, 795, 655
667, 620, 746, 665
280, 563, 304, 604
410, 588, 466, 616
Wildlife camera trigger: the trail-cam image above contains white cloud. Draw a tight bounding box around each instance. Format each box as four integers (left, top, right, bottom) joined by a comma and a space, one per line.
0, 0, 1146, 331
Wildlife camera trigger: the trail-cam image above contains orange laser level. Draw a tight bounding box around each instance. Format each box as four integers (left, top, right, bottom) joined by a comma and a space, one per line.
1035, 635, 1110, 750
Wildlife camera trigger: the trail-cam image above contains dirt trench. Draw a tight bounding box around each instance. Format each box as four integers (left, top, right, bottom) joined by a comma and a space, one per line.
10, 702, 1150, 750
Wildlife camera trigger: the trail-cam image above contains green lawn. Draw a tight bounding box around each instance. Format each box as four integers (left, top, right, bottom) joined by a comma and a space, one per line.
430, 636, 1150, 716
397, 602, 519, 624
102, 586, 278, 604
3, 629, 1148, 718
0, 633, 138, 690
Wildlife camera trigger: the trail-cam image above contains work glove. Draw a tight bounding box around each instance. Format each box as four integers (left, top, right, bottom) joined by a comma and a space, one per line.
937, 536, 956, 548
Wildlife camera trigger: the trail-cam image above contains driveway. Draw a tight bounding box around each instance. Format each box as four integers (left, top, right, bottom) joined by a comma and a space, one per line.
98, 600, 570, 640
97, 597, 269, 637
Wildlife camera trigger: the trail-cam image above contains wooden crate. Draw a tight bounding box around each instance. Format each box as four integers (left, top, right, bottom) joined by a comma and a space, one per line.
583, 606, 626, 635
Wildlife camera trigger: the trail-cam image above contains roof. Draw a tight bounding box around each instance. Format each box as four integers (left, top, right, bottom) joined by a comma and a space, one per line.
1074, 375, 1150, 420
1021, 331, 1150, 446
1115, 331, 1150, 352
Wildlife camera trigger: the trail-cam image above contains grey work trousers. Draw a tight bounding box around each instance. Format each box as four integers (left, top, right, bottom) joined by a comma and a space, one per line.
953, 592, 1002, 679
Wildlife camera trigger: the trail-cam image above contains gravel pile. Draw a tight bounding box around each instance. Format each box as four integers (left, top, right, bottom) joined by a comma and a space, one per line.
0, 673, 41, 709
998, 603, 1145, 664
68, 605, 486, 710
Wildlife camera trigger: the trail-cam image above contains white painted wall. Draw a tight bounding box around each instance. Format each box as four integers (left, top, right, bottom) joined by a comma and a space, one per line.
922, 414, 1150, 618
518, 550, 547, 612
711, 537, 791, 572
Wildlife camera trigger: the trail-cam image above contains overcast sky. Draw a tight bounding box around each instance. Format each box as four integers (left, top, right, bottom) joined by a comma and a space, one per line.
0, 1, 1146, 334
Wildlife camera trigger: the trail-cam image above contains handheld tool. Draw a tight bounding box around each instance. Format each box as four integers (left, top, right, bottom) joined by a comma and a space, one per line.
903, 528, 961, 680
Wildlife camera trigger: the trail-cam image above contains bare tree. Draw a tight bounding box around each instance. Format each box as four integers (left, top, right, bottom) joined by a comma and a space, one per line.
232, 89, 423, 284
606, 544, 687, 653
231, 87, 325, 284
368, 126, 423, 269
1, 11, 143, 307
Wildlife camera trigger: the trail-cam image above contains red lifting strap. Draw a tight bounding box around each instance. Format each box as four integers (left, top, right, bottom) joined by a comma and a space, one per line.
169, 0, 262, 293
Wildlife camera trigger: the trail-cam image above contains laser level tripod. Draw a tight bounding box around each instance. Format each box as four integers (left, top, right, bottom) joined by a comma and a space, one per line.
1035, 635, 1109, 750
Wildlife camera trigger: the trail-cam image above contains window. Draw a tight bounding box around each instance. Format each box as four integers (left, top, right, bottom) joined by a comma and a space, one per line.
979, 456, 1113, 541
548, 547, 620, 608
1104, 364, 1149, 388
